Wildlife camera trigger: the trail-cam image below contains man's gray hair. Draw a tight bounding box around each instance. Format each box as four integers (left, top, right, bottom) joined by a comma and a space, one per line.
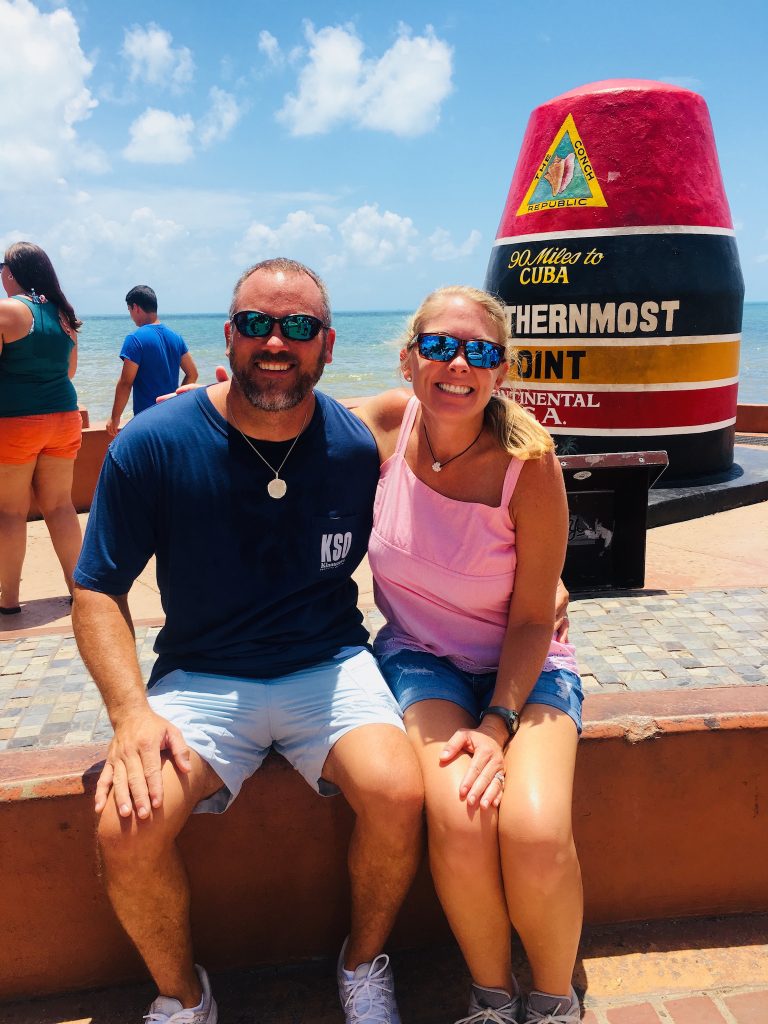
229, 258, 332, 325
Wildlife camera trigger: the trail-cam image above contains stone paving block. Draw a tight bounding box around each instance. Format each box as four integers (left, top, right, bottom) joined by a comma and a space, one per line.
40, 722, 72, 735
664, 996, 728, 1024
7, 696, 31, 708
14, 725, 42, 738
724, 990, 768, 1023
606, 1004, 661, 1023
58, 730, 92, 745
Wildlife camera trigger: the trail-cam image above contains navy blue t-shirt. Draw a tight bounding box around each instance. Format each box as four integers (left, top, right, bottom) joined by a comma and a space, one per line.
74, 389, 380, 685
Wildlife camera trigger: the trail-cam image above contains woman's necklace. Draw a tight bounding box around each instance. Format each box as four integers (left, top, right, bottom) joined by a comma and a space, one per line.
422, 419, 484, 473
228, 401, 310, 499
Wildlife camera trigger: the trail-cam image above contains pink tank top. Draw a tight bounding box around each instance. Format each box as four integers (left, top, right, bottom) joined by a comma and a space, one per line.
369, 396, 578, 675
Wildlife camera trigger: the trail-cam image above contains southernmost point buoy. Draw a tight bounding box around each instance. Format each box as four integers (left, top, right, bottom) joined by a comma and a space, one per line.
485, 79, 743, 478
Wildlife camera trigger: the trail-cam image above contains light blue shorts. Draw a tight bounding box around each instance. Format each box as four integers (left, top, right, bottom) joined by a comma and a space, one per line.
378, 648, 583, 733
147, 646, 405, 813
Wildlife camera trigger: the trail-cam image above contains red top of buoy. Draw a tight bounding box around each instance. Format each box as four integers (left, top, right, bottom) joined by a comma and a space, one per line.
496, 79, 733, 237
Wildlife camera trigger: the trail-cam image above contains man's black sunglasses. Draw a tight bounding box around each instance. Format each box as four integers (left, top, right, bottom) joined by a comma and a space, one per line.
230, 309, 328, 341
415, 333, 506, 369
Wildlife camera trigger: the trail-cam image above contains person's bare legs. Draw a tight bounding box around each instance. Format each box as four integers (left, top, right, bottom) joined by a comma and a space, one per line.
499, 705, 582, 997
32, 454, 82, 597
322, 723, 424, 969
97, 751, 223, 1007
0, 461, 35, 609
405, 700, 515, 992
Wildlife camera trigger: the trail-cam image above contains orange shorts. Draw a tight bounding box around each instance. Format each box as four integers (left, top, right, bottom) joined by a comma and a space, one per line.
0, 411, 83, 465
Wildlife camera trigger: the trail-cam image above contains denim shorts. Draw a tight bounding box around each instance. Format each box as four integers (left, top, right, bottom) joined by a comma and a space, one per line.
378, 648, 583, 733
148, 646, 405, 813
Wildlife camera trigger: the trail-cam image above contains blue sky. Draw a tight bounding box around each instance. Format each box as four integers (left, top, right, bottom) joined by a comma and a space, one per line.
1, 0, 765, 313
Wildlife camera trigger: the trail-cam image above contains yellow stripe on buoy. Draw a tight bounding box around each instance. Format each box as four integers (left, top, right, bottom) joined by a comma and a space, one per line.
509, 338, 740, 386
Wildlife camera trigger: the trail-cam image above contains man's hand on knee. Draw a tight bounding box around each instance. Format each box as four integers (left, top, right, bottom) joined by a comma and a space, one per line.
95, 709, 192, 820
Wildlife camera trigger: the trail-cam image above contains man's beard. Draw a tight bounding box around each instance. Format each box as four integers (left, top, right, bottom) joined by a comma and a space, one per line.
229, 342, 326, 412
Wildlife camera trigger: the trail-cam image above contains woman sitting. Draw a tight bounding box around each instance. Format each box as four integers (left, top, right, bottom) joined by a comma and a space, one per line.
356, 285, 583, 1024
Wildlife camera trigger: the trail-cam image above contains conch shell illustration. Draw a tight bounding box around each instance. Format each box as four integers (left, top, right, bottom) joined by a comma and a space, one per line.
544, 152, 575, 196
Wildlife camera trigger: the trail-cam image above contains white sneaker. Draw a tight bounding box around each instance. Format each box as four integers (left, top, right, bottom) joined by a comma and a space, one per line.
524, 986, 580, 1023
143, 965, 218, 1024
455, 982, 523, 1023
337, 938, 401, 1023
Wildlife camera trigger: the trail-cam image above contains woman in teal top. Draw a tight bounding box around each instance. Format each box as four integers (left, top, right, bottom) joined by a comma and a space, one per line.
0, 242, 83, 614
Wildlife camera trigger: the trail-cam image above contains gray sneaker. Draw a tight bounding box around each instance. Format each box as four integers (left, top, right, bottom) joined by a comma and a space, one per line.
337, 938, 401, 1023
143, 965, 217, 1024
523, 986, 580, 1023
455, 983, 523, 1023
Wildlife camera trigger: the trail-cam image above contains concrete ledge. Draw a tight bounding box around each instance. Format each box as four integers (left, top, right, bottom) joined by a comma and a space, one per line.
1, 686, 766, 1000
736, 403, 768, 434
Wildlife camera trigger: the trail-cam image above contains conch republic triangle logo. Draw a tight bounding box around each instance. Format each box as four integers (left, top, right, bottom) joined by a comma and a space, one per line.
517, 113, 607, 215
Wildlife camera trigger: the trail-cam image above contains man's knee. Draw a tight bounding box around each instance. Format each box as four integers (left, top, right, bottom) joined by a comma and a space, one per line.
97, 801, 184, 868
331, 726, 424, 824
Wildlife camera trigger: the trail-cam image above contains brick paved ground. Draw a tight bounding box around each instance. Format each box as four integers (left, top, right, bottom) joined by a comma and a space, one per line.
585, 990, 768, 1023
1, 587, 767, 752
2, 920, 767, 1024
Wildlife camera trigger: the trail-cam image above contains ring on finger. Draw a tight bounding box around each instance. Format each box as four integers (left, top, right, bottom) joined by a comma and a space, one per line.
493, 771, 505, 790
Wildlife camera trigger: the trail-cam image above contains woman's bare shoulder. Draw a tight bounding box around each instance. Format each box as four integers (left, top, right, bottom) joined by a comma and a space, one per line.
353, 388, 412, 432
0, 297, 34, 343
512, 450, 566, 511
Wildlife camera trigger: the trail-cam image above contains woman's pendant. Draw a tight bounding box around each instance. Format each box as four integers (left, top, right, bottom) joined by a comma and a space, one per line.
431, 461, 443, 473
267, 477, 288, 499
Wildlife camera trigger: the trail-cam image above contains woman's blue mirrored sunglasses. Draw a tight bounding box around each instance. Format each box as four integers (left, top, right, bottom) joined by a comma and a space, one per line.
415, 333, 506, 369
231, 309, 328, 341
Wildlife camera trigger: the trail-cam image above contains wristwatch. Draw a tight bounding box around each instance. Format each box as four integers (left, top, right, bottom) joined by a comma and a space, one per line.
479, 705, 520, 739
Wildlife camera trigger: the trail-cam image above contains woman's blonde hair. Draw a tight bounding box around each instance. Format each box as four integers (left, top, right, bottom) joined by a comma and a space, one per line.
400, 285, 554, 460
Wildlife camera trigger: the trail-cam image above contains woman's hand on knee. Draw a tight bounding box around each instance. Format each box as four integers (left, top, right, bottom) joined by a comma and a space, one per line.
440, 728, 506, 810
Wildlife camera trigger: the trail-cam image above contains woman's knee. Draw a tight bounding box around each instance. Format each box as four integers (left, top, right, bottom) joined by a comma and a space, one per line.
500, 811, 578, 886
426, 787, 499, 866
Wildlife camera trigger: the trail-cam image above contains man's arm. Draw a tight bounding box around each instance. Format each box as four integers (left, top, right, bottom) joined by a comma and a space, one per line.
179, 351, 198, 386
107, 359, 139, 438
72, 585, 191, 818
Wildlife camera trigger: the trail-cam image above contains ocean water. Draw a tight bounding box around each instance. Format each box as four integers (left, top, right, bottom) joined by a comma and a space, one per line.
74, 311, 410, 422
74, 304, 768, 421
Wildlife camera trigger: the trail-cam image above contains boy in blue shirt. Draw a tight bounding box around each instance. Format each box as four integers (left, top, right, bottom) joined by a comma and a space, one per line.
107, 284, 198, 437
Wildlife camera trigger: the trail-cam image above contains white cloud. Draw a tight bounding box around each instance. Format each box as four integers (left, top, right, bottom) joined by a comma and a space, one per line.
235, 210, 333, 264
357, 26, 453, 135
428, 227, 482, 262
258, 30, 282, 65
277, 22, 453, 137
122, 23, 194, 93
235, 204, 479, 271
53, 206, 186, 271
123, 108, 195, 164
198, 87, 244, 147
0, 0, 105, 187
338, 204, 419, 266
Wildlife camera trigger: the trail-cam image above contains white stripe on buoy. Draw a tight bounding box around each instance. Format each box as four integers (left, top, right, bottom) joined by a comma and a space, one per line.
548, 418, 737, 436
493, 224, 737, 246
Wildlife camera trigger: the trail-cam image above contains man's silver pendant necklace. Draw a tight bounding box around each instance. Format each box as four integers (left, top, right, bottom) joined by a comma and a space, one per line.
422, 419, 484, 473
228, 402, 310, 499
